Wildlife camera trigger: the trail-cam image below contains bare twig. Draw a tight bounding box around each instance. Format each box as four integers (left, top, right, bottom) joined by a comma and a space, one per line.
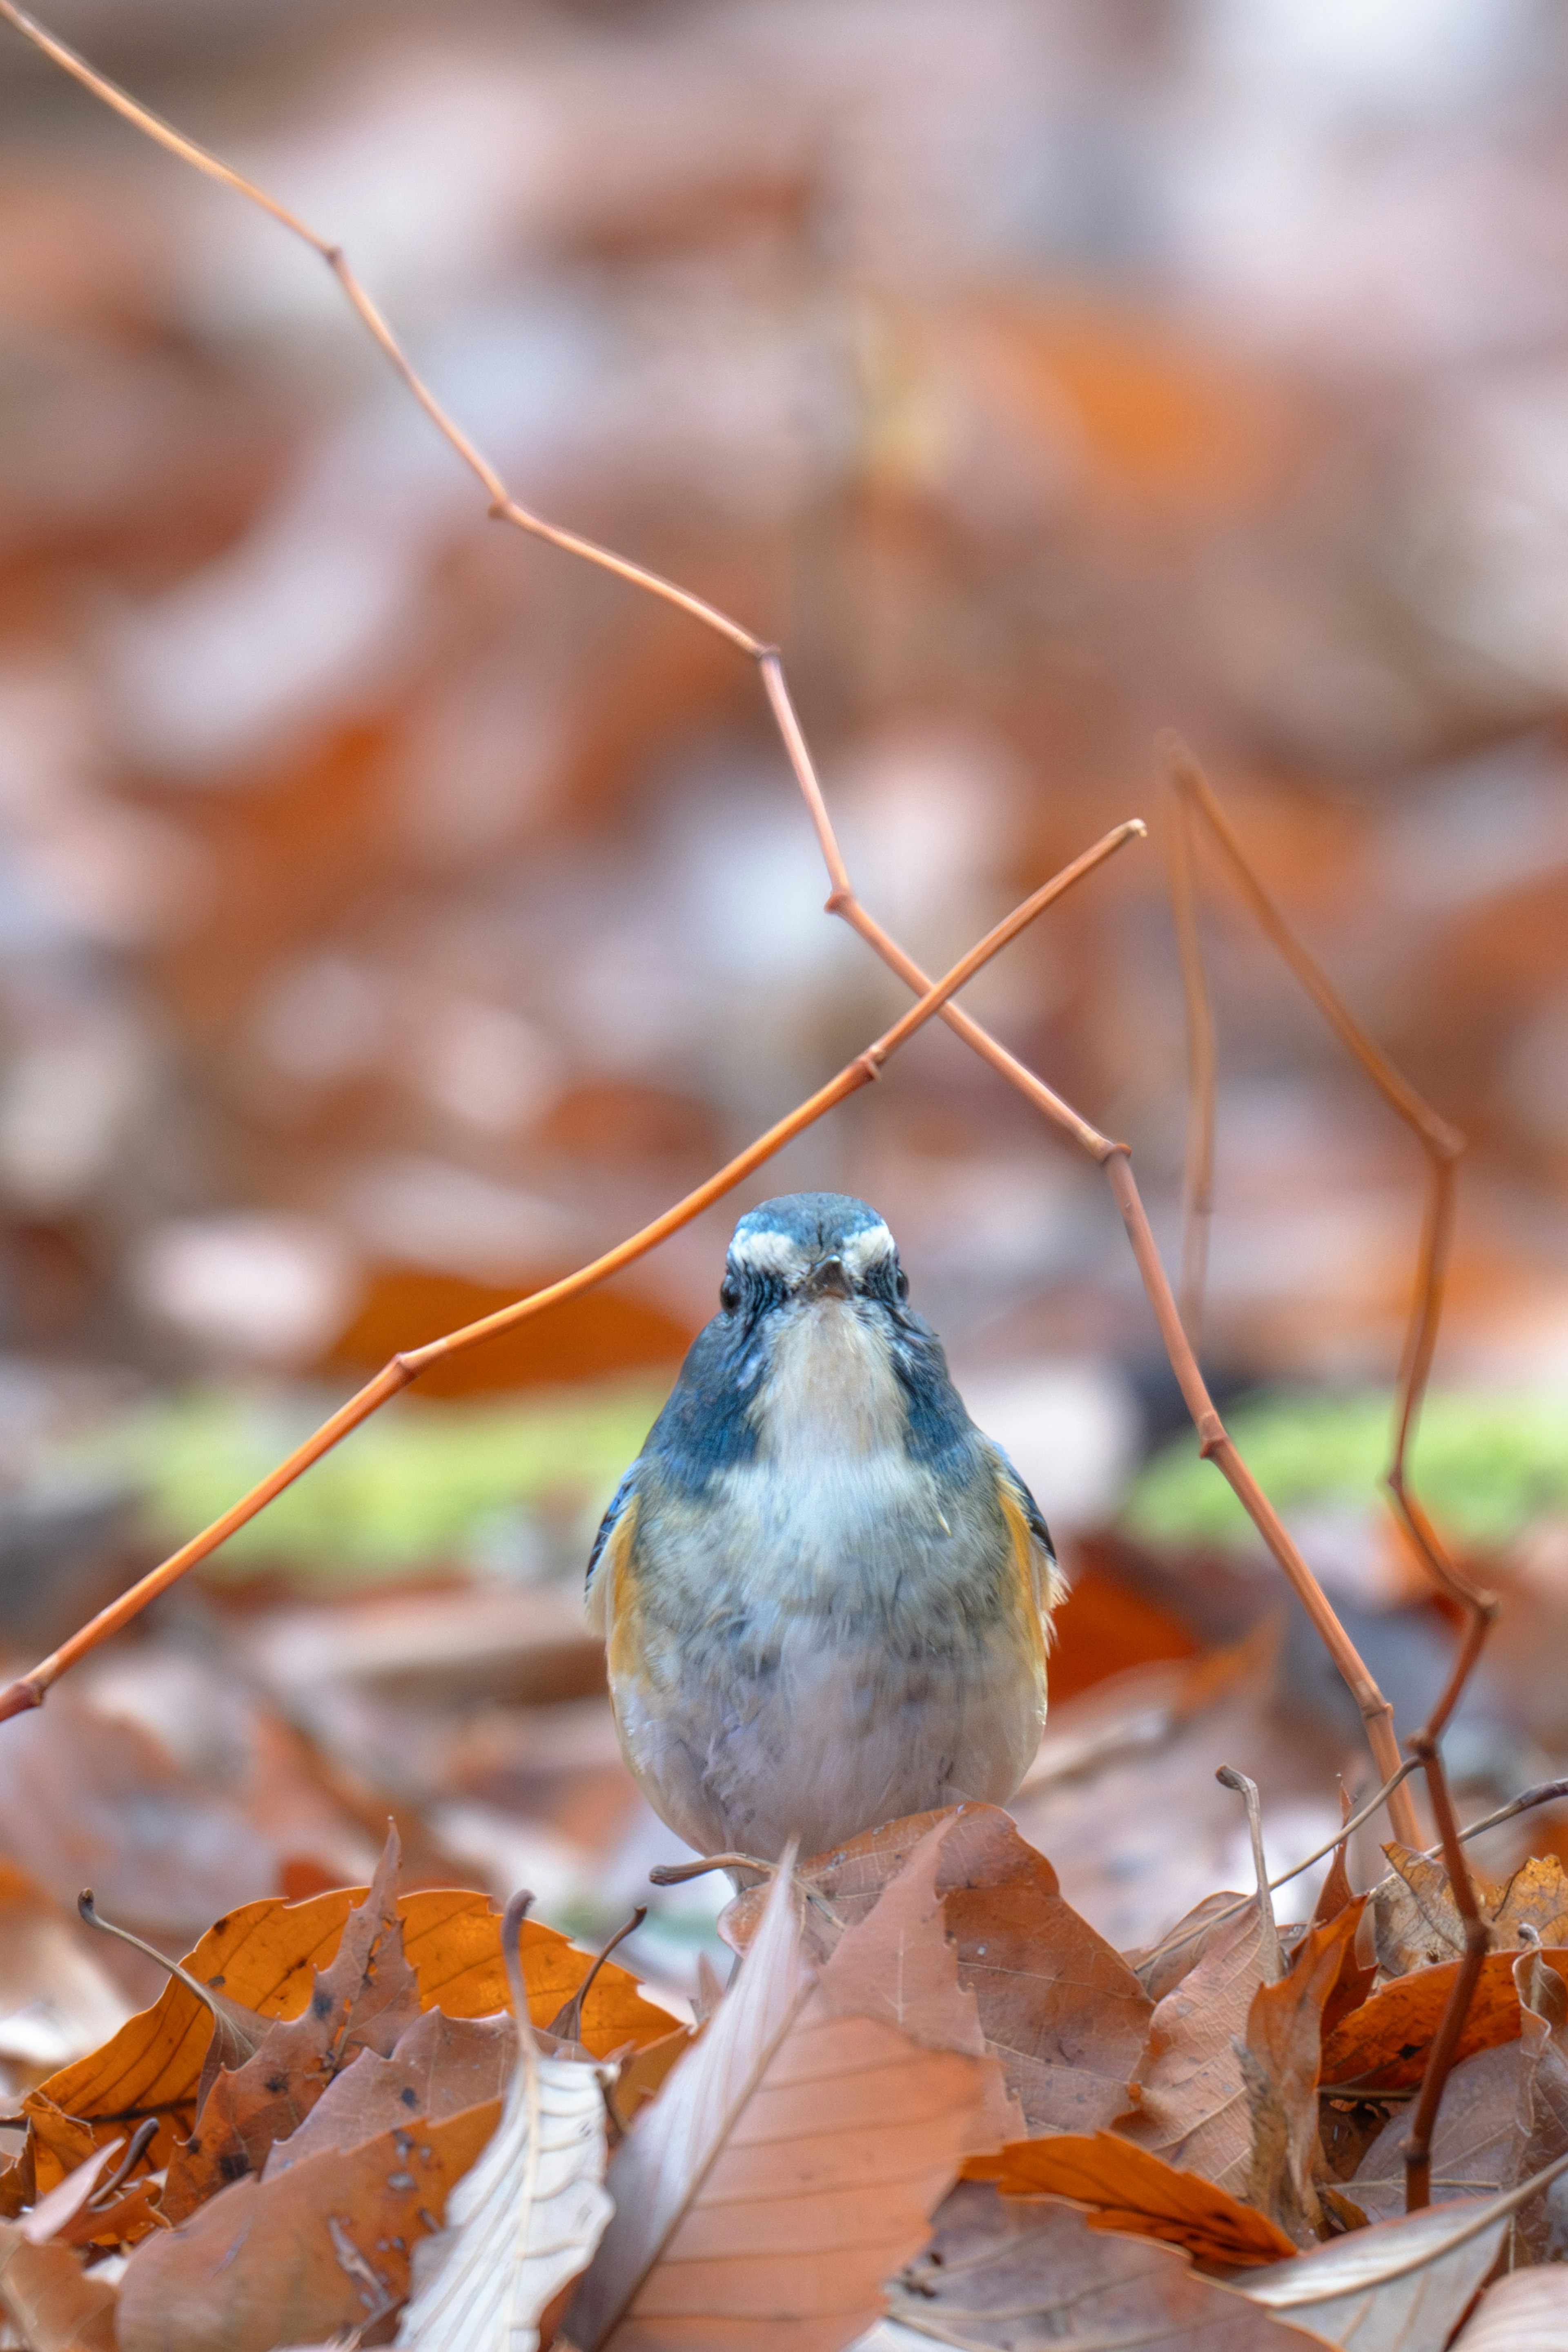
1402, 1735, 1490, 2210
1450, 1775, 1568, 1850
1216, 1765, 1283, 1981
647, 1855, 777, 1887
89, 2119, 158, 2206
1167, 783, 1216, 1350
0, 1, 1422, 1835
76, 1888, 228, 2025
1163, 739, 1494, 1692
0, 832, 1133, 1719
547, 1906, 647, 2044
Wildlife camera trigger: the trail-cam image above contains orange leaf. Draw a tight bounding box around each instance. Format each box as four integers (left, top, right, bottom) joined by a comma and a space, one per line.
963, 2131, 1298, 2268
1321, 1946, 1568, 2091
26, 1886, 674, 2193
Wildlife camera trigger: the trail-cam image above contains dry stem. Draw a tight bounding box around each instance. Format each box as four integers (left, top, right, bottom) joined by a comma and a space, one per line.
0, 1, 1422, 1835
1165, 783, 1215, 1349
1402, 1734, 1490, 2211
1163, 735, 1497, 1787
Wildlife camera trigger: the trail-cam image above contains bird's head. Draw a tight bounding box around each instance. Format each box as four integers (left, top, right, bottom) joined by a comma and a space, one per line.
719, 1191, 909, 1322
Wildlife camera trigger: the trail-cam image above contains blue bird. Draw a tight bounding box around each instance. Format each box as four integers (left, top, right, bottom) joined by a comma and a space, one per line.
586, 1191, 1063, 1862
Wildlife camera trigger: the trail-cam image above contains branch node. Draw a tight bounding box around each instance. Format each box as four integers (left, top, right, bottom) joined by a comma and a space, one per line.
0, 1678, 41, 1723
824, 887, 854, 915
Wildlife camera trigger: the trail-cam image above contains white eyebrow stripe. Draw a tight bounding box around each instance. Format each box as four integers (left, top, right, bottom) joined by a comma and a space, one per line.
729, 1229, 808, 1277
841, 1224, 895, 1277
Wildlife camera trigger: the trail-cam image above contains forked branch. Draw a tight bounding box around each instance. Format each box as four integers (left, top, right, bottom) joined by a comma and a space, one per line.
1163, 736, 1495, 1742
0, 1, 1421, 1839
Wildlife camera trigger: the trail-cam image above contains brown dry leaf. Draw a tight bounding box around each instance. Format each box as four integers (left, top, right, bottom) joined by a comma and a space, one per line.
1509, 1945, 1568, 2258
0, 2219, 117, 2352
56, 2173, 167, 2252
116, 2097, 500, 2352
1239, 2184, 1517, 2350
1115, 1899, 1268, 2191
1372, 1842, 1478, 1975
1321, 1946, 1568, 2091
722, 1802, 1152, 2133
160, 1826, 422, 2220
566, 1839, 998, 2352
1241, 1903, 1364, 2245
394, 2017, 610, 2349
1133, 1892, 1254, 2004
1450, 2264, 1568, 2349
264, 2009, 512, 2177
26, 1877, 671, 2196
963, 2128, 1298, 2267
1348, 2042, 1520, 2224
880, 2180, 1327, 2350
1374, 1843, 1568, 1976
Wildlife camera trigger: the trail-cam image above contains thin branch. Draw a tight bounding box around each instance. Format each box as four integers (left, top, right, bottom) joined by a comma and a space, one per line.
0, 0, 1421, 1839
1161, 739, 1492, 1648
547, 1905, 647, 2044
0, 831, 1136, 1719
1166, 784, 1216, 1350
1403, 1736, 1490, 2211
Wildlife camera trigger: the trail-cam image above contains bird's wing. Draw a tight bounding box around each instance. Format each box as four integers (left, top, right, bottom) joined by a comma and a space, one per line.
986, 1441, 1064, 1616
586, 1460, 640, 1594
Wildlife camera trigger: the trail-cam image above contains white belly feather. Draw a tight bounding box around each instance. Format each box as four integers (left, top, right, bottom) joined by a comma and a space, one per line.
605, 1295, 1049, 1859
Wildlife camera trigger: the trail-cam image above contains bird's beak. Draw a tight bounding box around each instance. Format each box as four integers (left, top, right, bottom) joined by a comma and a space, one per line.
805, 1255, 852, 1300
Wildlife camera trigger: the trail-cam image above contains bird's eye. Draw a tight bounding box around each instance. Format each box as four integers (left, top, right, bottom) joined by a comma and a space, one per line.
719, 1274, 741, 1312
894, 1266, 910, 1302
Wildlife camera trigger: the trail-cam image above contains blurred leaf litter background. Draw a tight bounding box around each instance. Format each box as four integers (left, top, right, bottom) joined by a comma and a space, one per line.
5, 0, 1568, 2000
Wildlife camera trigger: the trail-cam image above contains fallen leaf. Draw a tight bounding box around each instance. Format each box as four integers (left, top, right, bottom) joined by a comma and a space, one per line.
1509, 1945, 1568, 2258
26, 1878, 672, 2196
963, 2128, 1298, 2266
1132, 1891, 1254, 2003
1311, 1821, 1354, 1934
0, 2219, 117, 2351
1115, 1899, 1268, 2190
722, 1803, 1152, 2133
606, 2024, 696, 2132
1450, 2263, 1568, 2349
160, 1825, 423, 2220
880, 2180, 1327, 2349
264, 2009, 512, 2177
1372, 1844, 1477, 1976
1348, 2043, 1520, 2223
1374, 1843, 1568, 1977
566, 1841, 998, 2352
1321, 1947, 1568, 2091
394, 1940, 610, 2350
1238, 2167, 1559, 2350
116, 2098, 500, 2352
1241, 1904, 1364, 2244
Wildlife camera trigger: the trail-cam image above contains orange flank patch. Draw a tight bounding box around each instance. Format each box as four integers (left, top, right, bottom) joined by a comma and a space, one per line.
996, 1482, 1050, 1672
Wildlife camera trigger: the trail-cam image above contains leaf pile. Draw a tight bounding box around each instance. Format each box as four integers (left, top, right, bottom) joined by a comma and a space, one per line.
4, 1804, 1568, 2352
